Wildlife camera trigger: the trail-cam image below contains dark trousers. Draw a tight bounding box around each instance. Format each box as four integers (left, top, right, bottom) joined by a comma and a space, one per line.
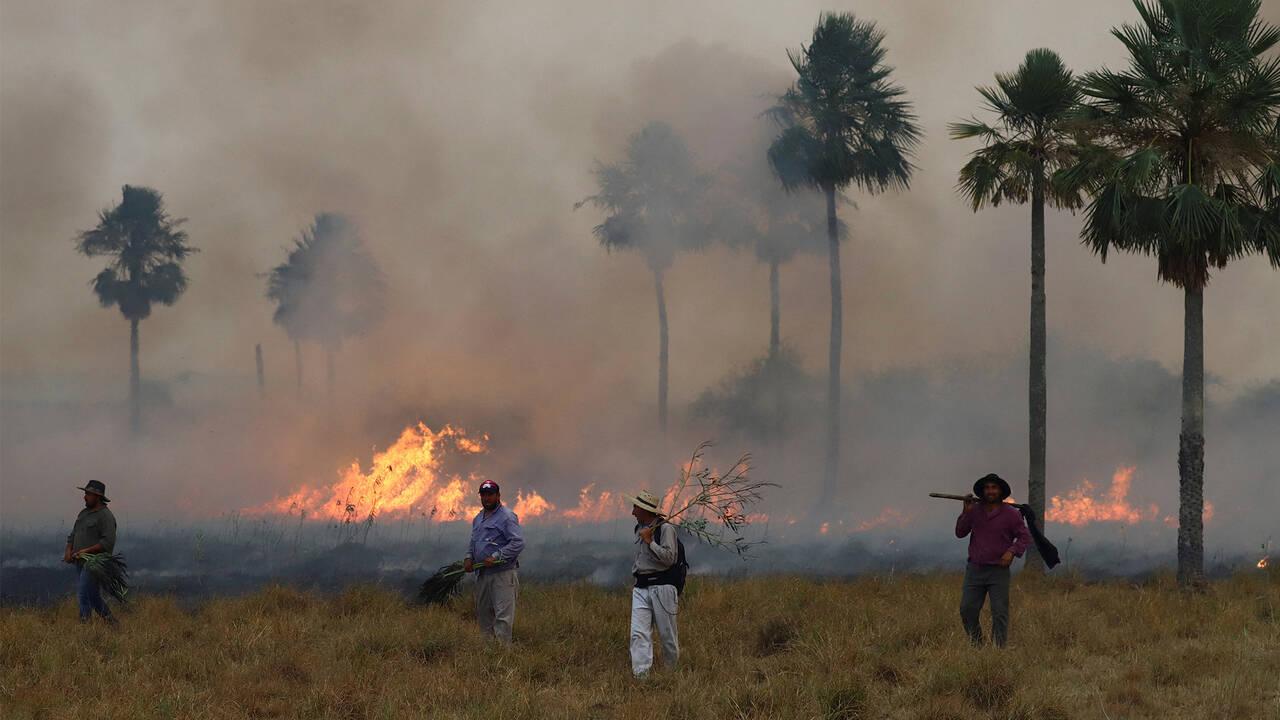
77, 565, 112, 621
959, 562, 1010, 646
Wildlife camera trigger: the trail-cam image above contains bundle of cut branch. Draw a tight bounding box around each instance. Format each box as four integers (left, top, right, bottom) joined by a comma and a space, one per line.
81, 552, 131, 602
417, 559, 507, 605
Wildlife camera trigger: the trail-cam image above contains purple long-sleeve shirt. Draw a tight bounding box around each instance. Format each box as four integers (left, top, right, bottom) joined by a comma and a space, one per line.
467, 503, 523, 576
956, 503, 1031, 566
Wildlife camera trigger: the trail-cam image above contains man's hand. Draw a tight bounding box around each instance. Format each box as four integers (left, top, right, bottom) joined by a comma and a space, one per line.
463, 558, 474, 573
962, 494, 978, 512
638, 525, 655, 544
63, 549, 74, 564
999, 551, 1014, 568
483, 556, 497, 567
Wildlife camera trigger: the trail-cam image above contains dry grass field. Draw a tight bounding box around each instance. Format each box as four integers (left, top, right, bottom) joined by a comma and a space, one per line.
2, 570, 1277, 719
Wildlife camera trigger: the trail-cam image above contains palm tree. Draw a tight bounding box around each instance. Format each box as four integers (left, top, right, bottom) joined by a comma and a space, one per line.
580, 121, 708, 431
711, 139, 831, 442
768, 12, 921, 507
75, 185, 195, 435
266, 213, 386, 399
266, 234, 309, 399
1067, 0, 1280, 585
949, 49, 1084, 570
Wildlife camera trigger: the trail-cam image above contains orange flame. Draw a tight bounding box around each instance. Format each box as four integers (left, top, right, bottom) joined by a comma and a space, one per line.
1046, 466, 1159, 526
560, 483, 626, 523
1259, 557, 1269, 569
247, 423, 485, 522
513, 489, 554, 518
1161, 501, 1216, 528
855, 508, 919, 532
249, 424, 777, 529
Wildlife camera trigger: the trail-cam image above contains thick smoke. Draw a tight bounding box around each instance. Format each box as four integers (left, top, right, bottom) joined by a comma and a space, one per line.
2, 1, 1277, 575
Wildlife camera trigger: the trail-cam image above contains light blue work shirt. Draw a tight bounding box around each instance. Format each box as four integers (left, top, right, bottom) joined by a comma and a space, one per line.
467, 503, 523, 576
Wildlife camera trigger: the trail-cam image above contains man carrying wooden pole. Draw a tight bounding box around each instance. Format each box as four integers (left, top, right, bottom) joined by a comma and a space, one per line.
953, 474, 1030, 647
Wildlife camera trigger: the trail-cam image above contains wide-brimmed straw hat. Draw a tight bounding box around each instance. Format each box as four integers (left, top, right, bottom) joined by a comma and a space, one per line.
623, 490, 662, 515
973, 473, 1011, 500
76, 480, 111, 503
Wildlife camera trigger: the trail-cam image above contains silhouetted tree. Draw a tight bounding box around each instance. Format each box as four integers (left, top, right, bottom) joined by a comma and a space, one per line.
769, 13, 921, 509
266, 213, 386, 399
710, 131, 831, 442
75, 185, 195, 435
580, 122, 708, 431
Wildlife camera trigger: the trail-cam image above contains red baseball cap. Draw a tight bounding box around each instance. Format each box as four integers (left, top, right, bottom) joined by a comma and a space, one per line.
478, 480, 500, 494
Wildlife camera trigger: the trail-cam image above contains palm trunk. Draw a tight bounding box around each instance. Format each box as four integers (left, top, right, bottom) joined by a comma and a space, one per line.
255, 344, 265, 398
1177, 286, 1205, 586
822, 184, 842, 509
769, 258, 783, 445
1026, 162, 1047, 574
129, 317, 140, 436
655, 269, 669, 433
294, 338, 303, 400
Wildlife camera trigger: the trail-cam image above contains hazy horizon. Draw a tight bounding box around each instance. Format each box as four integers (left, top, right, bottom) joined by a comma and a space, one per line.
3, 1, 1277, 548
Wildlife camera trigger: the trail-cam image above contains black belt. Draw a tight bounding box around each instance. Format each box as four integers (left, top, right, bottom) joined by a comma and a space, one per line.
634, 569, 675, 588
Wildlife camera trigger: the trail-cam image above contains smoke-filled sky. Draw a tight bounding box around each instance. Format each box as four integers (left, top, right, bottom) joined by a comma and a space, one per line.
2, 1, 1277, 532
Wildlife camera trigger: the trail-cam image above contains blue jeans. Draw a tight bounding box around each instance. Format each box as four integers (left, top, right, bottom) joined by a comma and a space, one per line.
77, 564, 112, 620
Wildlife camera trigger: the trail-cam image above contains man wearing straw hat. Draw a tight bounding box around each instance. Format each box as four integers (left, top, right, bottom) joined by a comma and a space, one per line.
63, 480, 119, 625
955, 473, 1031, 647
625, 490, 680, 677
464, 480, 523, 644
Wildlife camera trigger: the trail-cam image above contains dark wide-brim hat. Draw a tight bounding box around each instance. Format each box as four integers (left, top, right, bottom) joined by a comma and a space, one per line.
76, 480, 110, 503
973, 473, 1011, 500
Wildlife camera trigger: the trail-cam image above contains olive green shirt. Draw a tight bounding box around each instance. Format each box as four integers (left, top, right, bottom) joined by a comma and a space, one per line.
67, 505, 117, 554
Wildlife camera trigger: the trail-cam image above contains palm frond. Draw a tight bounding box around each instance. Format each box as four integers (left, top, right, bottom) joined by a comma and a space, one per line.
74, 186, 195, 320
81, 553, 130, 602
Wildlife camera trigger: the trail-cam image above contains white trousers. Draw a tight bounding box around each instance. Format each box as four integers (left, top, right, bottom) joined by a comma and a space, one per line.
475, 569, 518, 644
630, 584, 679, 676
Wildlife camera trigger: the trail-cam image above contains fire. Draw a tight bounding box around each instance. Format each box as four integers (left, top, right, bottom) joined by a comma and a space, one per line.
1046, 466, 1159, 526
248, 423, 486, 522
1046, 466, 1219, 528
819, 522, 830, 535
561, 483, 626, 523
1161, 501, 1215, 528
855, 508, 919, 532
249, 424, 780, 530
513, 489, 554, 518
1260, 557, 1269, 569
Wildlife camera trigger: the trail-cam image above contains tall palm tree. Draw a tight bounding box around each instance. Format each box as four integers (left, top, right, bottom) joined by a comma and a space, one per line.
75, 185, 195, 435
949, 49, 1084, 570
266, 234, 310, 399
768, 12, 921, 507
266, 213, 386, 400
711, 140, 831, 442
580, 121, 708, 432
1067, 0, 1280, 585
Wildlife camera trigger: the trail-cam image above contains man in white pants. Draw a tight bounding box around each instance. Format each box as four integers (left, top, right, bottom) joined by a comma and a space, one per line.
625, 490, 680, 677
464, 480, 524, 643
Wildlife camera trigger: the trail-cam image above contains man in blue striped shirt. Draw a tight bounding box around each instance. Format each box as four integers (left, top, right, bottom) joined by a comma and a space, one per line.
464, 480, 524, 643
